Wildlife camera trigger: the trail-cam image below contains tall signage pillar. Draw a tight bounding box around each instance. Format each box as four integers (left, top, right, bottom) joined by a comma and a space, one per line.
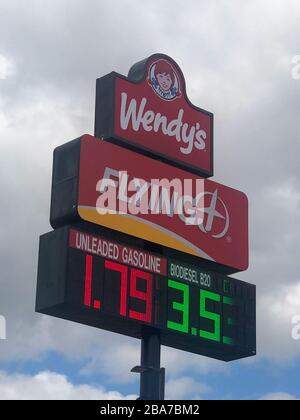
36, 53, 256, 402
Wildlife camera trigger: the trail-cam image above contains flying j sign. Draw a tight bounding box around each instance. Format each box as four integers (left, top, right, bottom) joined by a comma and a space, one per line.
50, 135, 248, 273
95, 54, 214, 178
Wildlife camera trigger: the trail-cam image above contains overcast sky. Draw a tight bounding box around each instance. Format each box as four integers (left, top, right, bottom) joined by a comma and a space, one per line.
0, 0, 300, 400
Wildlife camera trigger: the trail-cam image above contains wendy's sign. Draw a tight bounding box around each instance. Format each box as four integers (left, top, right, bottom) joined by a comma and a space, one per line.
95, 54, 214, 178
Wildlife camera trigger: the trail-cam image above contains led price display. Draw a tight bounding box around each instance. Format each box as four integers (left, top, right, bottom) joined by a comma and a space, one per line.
166, 263, 239, 347
36, 227, 256, 361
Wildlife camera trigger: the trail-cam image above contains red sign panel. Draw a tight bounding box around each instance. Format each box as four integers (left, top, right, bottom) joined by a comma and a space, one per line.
77, 135, 248, 272
95, 54, 214, 178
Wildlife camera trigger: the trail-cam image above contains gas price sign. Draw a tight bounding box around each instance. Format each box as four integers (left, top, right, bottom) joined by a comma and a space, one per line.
36, 226, 256, 361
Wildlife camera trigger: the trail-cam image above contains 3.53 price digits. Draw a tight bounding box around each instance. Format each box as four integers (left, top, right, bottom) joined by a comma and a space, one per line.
167, 279, 235, 345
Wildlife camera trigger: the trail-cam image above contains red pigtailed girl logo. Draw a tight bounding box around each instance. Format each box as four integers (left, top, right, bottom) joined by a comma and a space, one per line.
148, 59, 181, 101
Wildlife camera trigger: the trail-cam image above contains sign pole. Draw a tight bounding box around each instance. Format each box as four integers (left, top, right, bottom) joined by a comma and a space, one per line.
132, 326, 165, 400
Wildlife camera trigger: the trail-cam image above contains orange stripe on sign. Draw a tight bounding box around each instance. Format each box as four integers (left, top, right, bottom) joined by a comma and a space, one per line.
78, 207, 208, 260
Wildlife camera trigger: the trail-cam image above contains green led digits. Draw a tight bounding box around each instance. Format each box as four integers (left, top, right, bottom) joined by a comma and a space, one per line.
167, 279, 189, 334
199, 290, 221, 343
166, 273, 237, 347
223, 296, 235, 345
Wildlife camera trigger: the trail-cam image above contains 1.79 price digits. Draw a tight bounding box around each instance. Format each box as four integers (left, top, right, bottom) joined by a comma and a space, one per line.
83, 255, 153, 324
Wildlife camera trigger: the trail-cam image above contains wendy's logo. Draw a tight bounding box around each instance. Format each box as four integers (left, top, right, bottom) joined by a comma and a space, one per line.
95, 53, 214, 177
148, 59, 181, 101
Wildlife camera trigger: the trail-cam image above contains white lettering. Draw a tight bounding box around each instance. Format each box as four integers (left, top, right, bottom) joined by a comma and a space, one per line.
142, 110, 155, 131
170, 263, 197, 283
195, 127, 206, 150
122, 248, 161, 273
120, 93, 207, 156
96, 168, 228, 232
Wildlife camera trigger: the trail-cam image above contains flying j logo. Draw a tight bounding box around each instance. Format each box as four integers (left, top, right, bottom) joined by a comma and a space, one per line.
76, 135, 248, 272
95, 54, 214, 177
95, 168, 229, 239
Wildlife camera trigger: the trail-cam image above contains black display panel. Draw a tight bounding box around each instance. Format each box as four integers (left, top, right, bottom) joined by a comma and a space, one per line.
36, 226, 256, 361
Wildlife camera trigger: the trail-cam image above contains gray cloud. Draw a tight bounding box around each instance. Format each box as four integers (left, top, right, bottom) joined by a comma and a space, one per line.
0, 0, 300, 392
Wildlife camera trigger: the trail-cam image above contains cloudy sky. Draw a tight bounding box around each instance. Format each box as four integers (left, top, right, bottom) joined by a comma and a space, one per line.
0, 0, 300, 400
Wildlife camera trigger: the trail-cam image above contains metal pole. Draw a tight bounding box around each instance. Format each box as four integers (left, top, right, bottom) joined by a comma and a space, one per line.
131, 326, 165, 400
140, 326, 161, 400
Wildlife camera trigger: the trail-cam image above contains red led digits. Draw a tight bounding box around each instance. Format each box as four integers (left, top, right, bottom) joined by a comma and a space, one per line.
84, 255, 154, 323
84, 254, 102, 309
105, 260, 128, 317
84, 254, 93, 307
129, 269, 153, 323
